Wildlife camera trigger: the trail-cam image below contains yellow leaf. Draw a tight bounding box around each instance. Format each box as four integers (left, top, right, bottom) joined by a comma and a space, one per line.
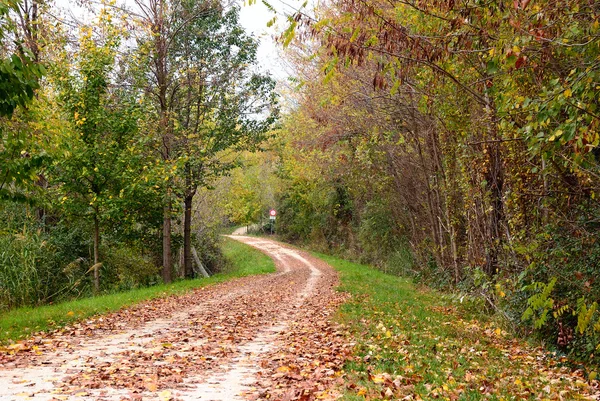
159, 390, 172, 401
495, 328, 502, 336
67, 311, 74, 316
590, 371, 597, 381
385, 330, 392, 338
564, 88, 572, 98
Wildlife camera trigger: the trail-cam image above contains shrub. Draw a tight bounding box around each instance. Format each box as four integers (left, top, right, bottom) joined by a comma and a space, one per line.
102, 245, 160, 290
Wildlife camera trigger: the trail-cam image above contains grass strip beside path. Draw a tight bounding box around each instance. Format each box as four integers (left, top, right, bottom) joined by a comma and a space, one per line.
0, 237, 275, 344
315, 253, 598, 401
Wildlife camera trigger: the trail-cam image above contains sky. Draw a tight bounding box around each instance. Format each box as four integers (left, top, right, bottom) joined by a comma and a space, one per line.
237, 0, 293, 81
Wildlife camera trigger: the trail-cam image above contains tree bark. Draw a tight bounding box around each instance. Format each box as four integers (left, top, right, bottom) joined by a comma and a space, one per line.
162, 197, 172, 283
93, 213, 100, 293
183, 162, 197, 278
183, 193, 194, 278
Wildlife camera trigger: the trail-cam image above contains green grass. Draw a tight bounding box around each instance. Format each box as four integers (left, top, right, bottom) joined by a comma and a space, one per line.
221, 236, 275, 276
314, 253, 592, 400
220, 225, 241, 235
0, 237, 275, 344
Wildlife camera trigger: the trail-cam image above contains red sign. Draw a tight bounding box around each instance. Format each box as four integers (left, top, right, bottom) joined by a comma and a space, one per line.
269, 209, 277, 216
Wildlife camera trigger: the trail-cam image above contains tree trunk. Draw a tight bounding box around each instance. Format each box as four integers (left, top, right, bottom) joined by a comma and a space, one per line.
191, 247, 210, 278
162, 199, 172, 283
183, 193, 194, 278
152, 0, 173, 284
183, 161, 196, 279
93, 213, 100, 293
483, 91, 505, 278
541, 155, 549, 224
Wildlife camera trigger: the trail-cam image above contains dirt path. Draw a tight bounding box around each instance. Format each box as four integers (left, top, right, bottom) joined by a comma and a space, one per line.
231, 226, 260, 236
0, 237, 348, 401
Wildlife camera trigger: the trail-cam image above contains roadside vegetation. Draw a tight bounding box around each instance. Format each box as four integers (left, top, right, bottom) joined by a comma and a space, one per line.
318, 253, 599, 400
259, 0, 600, 366
0, 0, 277, 310
0, 238, 274, 343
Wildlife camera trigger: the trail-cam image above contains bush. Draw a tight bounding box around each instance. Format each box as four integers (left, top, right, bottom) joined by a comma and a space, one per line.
358, 201, 406, 266
385, 246, 415, 277
102, 245, 160, 291
193, 228, 227, 274
500, 203, 600, 364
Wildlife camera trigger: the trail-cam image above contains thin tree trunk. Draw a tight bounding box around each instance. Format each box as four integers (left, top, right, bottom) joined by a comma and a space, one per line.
483, 92, 505, 278
183, 194, 194, 278
178, 246, 185, 278
191, 247, 210, 278
541, 155, 549, 223
183, 161, 196, 279
162, 197, 172, 283
93, 213, 100, 293
152, 0, 173, 284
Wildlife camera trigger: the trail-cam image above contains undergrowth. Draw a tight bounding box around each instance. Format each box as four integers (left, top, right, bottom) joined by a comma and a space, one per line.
0, 237, 275, 343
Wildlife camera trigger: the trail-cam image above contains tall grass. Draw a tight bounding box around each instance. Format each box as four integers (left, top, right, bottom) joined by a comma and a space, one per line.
0, 232, 46, 309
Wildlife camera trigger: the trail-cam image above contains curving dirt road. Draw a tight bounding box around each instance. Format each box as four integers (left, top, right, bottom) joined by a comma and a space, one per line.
0, 236, 348, 401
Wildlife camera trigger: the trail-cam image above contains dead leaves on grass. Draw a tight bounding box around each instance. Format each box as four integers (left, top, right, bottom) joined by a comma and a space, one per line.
343, 298, 600, 400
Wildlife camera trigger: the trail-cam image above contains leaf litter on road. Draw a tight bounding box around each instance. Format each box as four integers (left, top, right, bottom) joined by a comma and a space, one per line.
3, 241, 600, 401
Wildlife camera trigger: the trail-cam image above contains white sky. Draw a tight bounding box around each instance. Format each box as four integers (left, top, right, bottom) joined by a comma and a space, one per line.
238, 0, 291, 81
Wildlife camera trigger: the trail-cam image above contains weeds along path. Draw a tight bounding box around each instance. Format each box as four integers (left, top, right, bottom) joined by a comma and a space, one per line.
0, 237, 349, 401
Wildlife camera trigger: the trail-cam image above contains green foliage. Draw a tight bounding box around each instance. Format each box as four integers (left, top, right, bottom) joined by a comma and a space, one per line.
358, 201, 406, 266
0, 0, 47, 201
277, 178, 331, 245
521, 277, 557, 329
0, 204, 90, 309
576, 299, 597, 336
0, 0, 274, 313
0, 230, 46, 308
0, 0, 44, 117
225, 169, 266, 226
102, 245, 159, 291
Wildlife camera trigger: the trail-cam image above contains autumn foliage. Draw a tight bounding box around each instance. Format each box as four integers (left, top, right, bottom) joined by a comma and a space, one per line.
275, 0, 600, 362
